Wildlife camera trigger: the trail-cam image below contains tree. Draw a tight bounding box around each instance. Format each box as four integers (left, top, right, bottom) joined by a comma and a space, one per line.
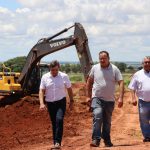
114, 62, 127, 72
3, 56, 27, 72
0, 63, 2, 72
60, 63, 82, 73
127, 66, 134, 70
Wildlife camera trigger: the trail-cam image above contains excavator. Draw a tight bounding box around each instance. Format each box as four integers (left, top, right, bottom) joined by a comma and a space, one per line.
0, 23, 93, 95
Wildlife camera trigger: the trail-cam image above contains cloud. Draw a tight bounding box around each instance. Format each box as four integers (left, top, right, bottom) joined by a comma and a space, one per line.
0, 24, 16, 34
16, 7, 30, 13
0, 0, 150, 62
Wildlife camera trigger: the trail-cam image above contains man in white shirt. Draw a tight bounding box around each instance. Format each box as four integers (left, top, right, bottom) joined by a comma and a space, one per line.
128, 56, 150, 142
39, 60, 73, 149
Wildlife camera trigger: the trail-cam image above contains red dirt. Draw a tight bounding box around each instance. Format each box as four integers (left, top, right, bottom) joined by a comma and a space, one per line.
0, 83, 150, 150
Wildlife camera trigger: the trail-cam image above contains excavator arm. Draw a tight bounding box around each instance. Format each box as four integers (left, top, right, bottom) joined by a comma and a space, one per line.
18, 23, 93, 92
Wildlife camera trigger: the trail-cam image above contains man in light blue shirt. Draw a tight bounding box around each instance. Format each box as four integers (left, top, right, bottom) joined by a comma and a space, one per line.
128, 56, 150, 142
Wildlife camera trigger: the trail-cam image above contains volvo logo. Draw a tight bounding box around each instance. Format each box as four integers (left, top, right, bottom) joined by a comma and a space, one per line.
50, 40, 66, 48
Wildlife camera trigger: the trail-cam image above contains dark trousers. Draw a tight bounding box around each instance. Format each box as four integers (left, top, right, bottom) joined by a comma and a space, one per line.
91, 97, 115, 142
47, 97, 66, 145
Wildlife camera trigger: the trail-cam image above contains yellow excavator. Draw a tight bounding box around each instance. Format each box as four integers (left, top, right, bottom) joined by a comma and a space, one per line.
0, 64, 22, 95
0, 23, 93, 95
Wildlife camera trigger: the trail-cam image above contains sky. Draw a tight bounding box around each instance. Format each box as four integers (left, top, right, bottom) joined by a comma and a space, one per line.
0, 0, 150, 62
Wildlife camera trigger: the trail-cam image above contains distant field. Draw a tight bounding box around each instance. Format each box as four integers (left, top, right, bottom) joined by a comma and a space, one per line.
69, 72, 133, 89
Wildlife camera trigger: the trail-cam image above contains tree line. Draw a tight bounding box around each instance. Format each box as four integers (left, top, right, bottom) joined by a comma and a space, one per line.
0, 56, 27, 72
0, 56, 137, 73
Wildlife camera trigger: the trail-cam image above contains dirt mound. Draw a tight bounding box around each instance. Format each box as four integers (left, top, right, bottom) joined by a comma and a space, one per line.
0, 83, 150, 150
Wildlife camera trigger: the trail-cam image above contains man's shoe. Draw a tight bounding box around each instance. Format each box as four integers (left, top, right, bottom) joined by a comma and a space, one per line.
143, 137, 150, 142
90, 139, 100, 147
51, 143, 61, 149
104, 140, 113, 147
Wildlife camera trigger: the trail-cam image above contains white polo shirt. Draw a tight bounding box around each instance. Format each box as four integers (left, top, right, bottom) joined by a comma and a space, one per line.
40, 71, 71, 102
128, 69, 150, 102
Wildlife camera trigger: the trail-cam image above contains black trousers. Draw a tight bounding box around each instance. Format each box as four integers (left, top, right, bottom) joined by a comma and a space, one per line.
47, 97, 66, 145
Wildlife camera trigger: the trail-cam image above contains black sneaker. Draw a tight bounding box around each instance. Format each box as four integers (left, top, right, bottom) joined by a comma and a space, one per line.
90, 139, 100, 147
104, 140, 113, 147
143, 137, 150, 142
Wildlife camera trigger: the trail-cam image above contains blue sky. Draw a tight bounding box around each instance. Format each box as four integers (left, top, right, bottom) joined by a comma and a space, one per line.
0, 0, 20, 10
0, 0, 150, 62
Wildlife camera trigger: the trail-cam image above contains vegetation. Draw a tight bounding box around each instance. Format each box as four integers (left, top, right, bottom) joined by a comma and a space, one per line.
69, 73, 84, 82
0, 56, 138, 88
113, 62, 127, 72
60, 63, 81, 73
0, 56, 26, 72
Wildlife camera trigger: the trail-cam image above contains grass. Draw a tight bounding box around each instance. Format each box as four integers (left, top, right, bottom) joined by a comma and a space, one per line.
69, 72, 132, 87
68, 73, 84, 83
122, 73, 132, 88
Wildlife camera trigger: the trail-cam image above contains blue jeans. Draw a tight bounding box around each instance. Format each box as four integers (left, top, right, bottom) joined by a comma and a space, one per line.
138, 99, 150, 138
47, 97, 66, 145
91, 97, 115, 142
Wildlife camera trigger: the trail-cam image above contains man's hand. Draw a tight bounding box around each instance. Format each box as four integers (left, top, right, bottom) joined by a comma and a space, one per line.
69, 101, 74, 111
132, 99, 137, 106
86, 97, 92, 112
118, 98, 123, 108
86, 97, 92, 107
39, 103, 47, 111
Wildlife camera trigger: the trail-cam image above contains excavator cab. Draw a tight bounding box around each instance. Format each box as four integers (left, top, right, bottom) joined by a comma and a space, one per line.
25, 63, 50, 94
0, 64, 22, 95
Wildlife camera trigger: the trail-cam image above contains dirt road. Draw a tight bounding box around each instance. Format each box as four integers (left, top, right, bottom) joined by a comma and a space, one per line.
0, 83, 150, 150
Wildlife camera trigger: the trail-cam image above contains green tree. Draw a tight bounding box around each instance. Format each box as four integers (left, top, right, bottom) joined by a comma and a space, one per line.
114, 62, 127, 72
127, 66, 134, 70
60, 63, 81, 73
71, 64, 81, 73
3, 56, 27, 72
0, 63, 2, 72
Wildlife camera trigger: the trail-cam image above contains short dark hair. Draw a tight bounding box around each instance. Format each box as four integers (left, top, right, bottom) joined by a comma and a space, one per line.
49, 60, 60, 69
99, 50, 110, 59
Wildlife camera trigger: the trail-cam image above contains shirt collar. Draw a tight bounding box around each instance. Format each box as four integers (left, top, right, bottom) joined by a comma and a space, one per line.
143, 69, 150, 74
49, 71, 60, 77
100, 63, 111, 70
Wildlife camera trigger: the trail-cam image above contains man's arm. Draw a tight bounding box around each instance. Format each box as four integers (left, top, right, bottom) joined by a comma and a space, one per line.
117, 80, 124, 108
130, 90, 137, 106
128, 74, 137, 106
39, 89, 47, 110
86, 76, 94, 101
67, 87, 74, 110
